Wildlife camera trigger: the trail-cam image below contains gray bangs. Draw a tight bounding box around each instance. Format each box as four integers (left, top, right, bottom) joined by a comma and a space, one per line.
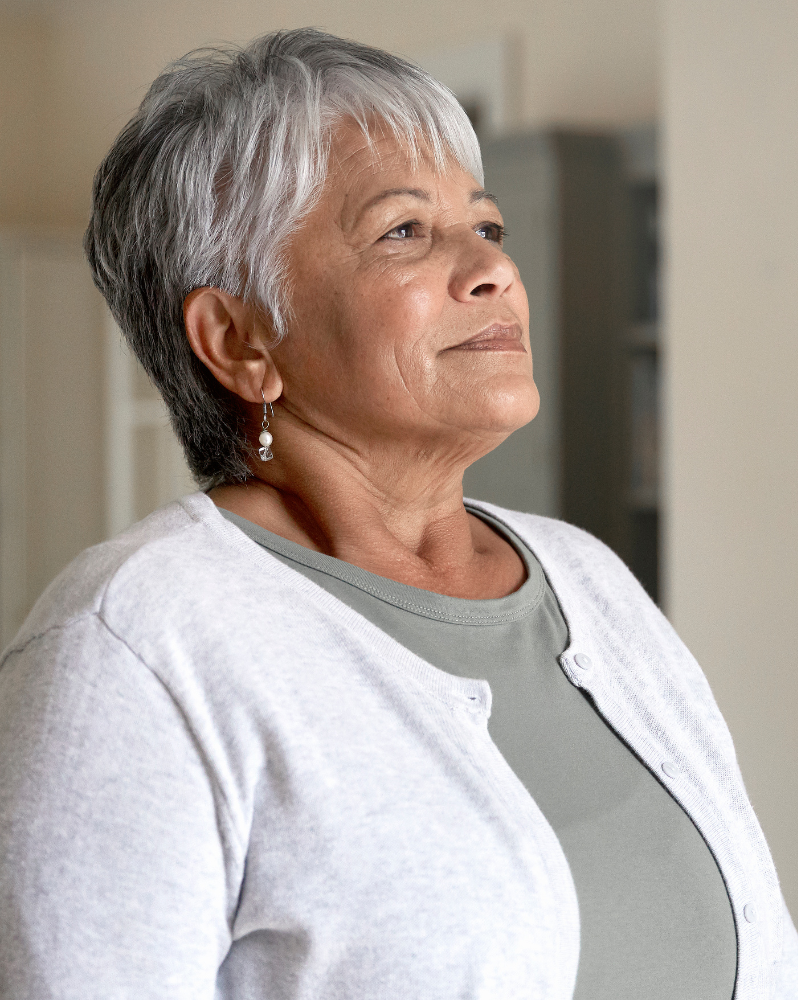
85, 29, 483, 487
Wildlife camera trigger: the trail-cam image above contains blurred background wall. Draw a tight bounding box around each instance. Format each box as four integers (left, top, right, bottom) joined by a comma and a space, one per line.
662, 0, 798, 919
0, 0, 795, 913
0, 0, 657, 226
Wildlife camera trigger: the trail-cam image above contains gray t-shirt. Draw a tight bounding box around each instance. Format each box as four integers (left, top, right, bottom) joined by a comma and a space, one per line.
221, 506, 737, 1000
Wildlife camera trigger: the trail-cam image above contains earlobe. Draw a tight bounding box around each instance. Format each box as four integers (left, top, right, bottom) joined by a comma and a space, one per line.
183, 287, 283, 405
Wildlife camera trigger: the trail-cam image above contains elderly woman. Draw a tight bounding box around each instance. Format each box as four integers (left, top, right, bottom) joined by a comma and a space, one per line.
0, 28, 795, 1000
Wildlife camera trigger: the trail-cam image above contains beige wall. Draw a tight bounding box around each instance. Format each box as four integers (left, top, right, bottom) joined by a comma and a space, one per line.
1, 0, 657, 228
0, 231, 107, 644
22, 240, 106, 602
0, 11, 54, 225
662, 0, 798, 913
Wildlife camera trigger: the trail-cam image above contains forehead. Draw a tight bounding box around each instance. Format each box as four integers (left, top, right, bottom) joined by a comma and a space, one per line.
323, 119, 480, 221
328, 119, 430, 175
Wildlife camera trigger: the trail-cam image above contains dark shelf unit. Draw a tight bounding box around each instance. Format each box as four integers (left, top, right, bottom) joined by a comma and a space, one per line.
557, 130, 660, 604
622, 176, 660, 603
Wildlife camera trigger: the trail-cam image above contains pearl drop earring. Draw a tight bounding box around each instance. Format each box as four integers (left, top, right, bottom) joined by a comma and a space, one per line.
258, 391, 274, 461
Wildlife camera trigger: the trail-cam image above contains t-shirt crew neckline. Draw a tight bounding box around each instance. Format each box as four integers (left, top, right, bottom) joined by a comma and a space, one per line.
217, 503, 545, 626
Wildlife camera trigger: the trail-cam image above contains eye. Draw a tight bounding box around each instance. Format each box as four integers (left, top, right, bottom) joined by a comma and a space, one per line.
381, 220, 422, 240
476, 222, 508, 245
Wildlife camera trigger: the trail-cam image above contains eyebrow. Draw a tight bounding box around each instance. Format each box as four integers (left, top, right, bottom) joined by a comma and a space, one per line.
471, 188, 499, 207
359, 186, 500, 213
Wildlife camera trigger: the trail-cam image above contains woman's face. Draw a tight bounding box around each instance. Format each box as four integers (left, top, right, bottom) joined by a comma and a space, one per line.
269, 121, 539, 468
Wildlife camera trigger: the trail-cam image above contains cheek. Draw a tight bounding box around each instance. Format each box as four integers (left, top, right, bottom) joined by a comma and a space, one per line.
280, 277, 357, 395
514, 279, 530, 329
282, 254, 450, 412
500, 255, 529, 322
344, 274, 442, 371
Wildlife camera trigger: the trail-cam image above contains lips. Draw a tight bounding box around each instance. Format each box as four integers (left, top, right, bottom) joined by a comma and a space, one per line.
446, 323, 526, 352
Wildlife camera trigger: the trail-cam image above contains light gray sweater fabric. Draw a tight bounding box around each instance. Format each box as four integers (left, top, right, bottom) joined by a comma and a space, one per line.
1, 491, 796, 1000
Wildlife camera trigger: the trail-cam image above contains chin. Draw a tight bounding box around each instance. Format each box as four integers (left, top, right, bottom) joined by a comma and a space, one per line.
477, 378, 540, 435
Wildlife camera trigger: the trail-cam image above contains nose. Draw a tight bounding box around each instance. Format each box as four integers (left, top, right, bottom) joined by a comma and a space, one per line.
448, 228, 517, 302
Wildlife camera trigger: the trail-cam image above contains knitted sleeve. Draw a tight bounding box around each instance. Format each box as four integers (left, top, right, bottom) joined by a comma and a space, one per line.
0, 614, 232, 999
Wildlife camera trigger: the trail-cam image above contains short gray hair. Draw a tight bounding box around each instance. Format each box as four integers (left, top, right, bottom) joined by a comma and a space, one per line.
85, 28, 482, 487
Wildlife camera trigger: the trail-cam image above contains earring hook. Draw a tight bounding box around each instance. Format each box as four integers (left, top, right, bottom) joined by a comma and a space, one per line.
258, 390, 275, 461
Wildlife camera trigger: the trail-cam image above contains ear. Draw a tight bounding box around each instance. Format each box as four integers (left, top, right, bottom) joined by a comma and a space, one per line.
183, 287, 283, 404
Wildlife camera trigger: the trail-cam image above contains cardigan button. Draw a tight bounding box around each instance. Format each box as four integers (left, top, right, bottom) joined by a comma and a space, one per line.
573, 653, 592, 671
743, 904, 757, 923
661, 761, 681, 779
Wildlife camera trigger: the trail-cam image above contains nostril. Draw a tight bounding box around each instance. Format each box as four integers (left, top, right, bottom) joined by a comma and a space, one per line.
470, 283, 495, 296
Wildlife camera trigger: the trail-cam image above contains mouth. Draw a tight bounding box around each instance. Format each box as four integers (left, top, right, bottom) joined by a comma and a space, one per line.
445, 323, 526, 353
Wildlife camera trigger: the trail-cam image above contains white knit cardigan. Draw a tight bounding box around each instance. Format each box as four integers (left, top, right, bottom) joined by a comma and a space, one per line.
0, 492, 796, 999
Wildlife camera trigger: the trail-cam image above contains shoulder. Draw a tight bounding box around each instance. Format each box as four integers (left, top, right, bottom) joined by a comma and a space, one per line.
3, 492, 360, 718
466, 498, 610, 549
3, 492, 277, 662
466, 499, 689, 674
465, 499, 637, 587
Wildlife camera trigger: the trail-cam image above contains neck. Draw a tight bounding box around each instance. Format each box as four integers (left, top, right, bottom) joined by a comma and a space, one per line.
209, 424, 525, 599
